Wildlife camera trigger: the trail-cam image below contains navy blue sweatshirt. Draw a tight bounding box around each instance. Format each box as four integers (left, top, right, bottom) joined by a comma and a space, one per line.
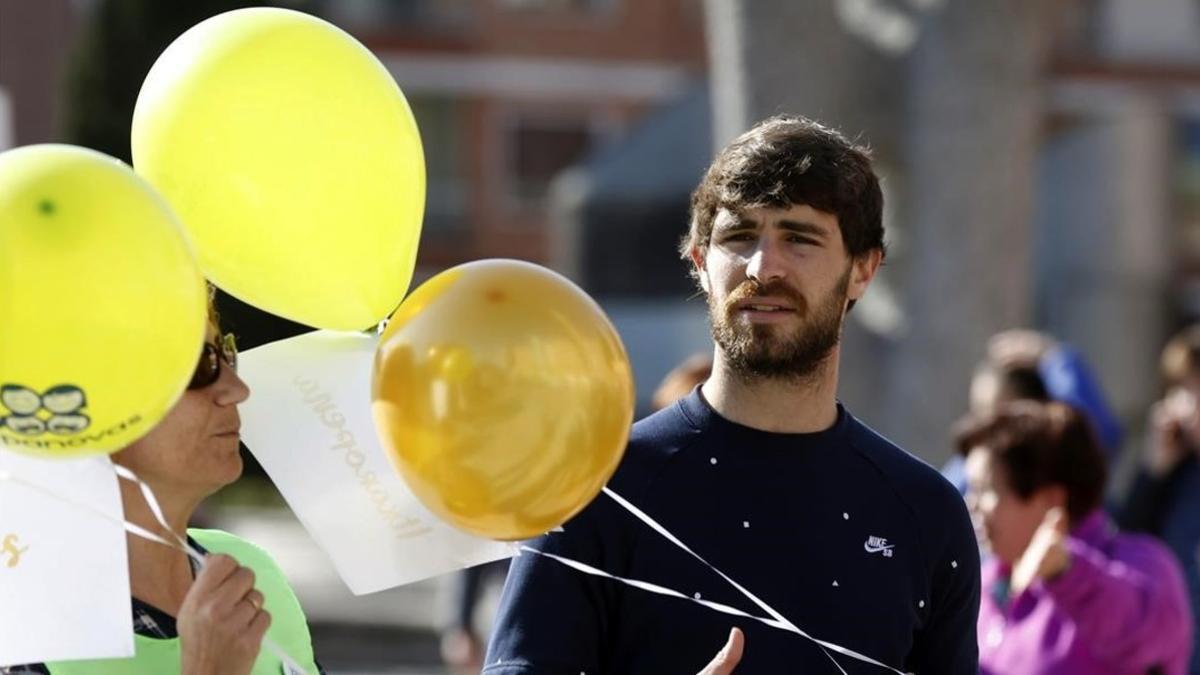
485, 389, 980, 674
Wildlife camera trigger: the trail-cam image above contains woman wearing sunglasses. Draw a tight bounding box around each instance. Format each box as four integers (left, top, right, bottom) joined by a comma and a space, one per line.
2, 293, 322, 675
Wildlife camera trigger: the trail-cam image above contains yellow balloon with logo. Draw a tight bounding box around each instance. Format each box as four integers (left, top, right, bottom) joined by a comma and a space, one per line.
0, 145, 206, 458
372, 260, 635, 540
132, 7, 424, 330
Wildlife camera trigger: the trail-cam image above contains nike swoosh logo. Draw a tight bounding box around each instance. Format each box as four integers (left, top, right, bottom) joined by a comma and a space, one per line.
864, 542, 895, 553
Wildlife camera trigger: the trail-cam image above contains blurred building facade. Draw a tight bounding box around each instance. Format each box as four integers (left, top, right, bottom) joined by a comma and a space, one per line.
0, 0, 80, 151
312, 0, 707, 275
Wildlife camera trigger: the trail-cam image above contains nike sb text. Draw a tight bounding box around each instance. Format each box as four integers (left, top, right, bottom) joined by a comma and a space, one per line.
864, 535, 894, 557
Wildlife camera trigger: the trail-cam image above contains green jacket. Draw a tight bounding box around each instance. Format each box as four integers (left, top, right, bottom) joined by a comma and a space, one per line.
47, 528, 318, 675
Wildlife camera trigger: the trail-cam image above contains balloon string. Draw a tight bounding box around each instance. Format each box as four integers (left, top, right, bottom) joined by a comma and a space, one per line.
0, 462, 306, 673
601, 487, 906, 673
528, 487, 909, 674
602, 487, 799, 632
110, 464, 201, 563
521, 547, 854, 675
107, 461, 306, 673
521, 546, 792, 629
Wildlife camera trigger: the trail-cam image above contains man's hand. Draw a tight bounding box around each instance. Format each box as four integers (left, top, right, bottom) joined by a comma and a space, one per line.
698, 628, 744, 675
1011, 508, 1071, 595
178, 554, 272, 675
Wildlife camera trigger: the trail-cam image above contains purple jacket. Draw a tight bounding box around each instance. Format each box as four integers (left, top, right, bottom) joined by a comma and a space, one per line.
979, 510, 1193, 675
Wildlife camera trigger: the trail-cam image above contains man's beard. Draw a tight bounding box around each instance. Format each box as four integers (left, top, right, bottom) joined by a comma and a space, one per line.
707, 266, 851, 381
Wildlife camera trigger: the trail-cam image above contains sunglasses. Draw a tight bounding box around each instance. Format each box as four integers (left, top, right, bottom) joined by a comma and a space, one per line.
188, 333, 239, 390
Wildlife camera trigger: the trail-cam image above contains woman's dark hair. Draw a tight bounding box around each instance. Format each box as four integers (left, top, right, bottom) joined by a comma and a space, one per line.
954, 401, 1106, 523
975, 360, 1050, 404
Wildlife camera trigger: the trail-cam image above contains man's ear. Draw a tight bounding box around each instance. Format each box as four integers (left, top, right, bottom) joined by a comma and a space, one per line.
690, 246, 710, 294
847, 248, 883, 302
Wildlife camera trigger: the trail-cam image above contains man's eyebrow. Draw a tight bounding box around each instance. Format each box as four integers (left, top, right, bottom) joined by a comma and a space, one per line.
713, 216, 759, 233
778, 219, 830, 238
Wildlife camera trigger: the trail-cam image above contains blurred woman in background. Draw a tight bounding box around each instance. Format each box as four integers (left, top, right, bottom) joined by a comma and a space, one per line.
958, 401, 1192, 675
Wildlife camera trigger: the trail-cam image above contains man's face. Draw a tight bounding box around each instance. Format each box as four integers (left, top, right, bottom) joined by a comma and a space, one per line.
693, 204, 878, 380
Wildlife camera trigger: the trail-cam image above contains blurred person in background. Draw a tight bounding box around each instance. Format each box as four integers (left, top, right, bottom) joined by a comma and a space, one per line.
441, 560, 508, 673
943, 329, 1123, 495
1119, 325, 1200, 674
959, 401, 1192, 675
650, 353, 713, 412
1, 290, 321, 675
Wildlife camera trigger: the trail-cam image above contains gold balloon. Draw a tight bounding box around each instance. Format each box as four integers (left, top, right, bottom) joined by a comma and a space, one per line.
372, 260, 634, 540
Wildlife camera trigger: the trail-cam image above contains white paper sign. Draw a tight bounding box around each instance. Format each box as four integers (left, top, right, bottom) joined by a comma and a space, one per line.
238, 331, 514, 595
0, 451, 132, 666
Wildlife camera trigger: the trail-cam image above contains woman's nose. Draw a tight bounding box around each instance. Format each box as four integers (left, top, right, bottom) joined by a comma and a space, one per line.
214, 362, 251, 405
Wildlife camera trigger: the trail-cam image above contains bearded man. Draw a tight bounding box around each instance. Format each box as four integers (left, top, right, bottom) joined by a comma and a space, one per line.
483, 115, 980, 675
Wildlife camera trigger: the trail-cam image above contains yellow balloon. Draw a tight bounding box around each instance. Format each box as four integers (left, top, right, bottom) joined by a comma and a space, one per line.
132, 8, 424, 330
372, 260, 634, 540
0, 145, 206, 457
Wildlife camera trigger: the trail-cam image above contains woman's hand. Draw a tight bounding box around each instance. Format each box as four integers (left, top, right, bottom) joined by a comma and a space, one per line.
1011, 508, 1071, 595
178, 554, 271, 675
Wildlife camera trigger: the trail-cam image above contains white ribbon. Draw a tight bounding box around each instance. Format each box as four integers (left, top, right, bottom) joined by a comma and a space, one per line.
525, 487, 912, 675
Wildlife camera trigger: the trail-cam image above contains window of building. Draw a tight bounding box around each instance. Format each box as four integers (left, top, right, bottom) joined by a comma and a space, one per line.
315, 0, 475, 32
1174, 120, 1200, 257
495, 0, 616, 13
409, 96, 468, 233
507, 117, 596, 206
0, 86, 12, 151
